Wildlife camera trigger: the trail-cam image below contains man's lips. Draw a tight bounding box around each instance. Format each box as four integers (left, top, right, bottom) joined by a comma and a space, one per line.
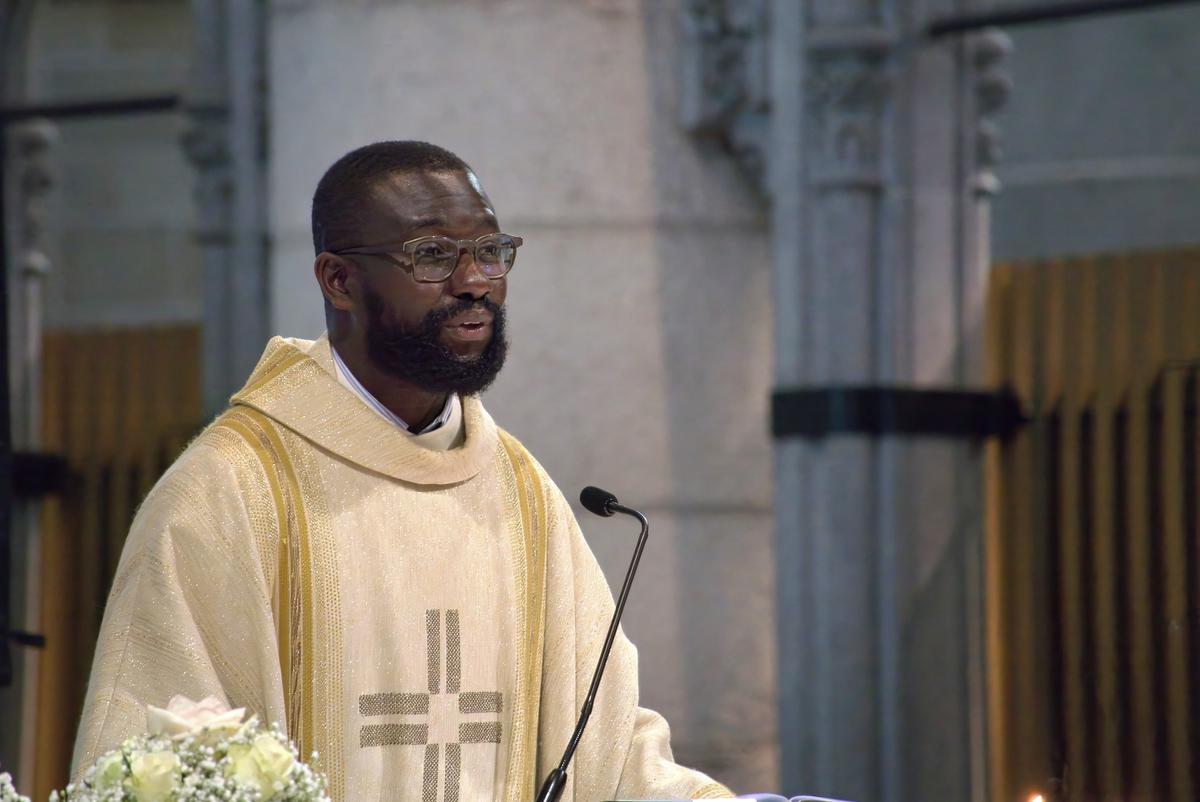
446, 311, 493, 327
443, 312, 493, 342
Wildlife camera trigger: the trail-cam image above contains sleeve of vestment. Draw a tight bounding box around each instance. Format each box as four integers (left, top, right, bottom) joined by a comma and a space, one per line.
535, 479, 733, 802
71, 428, 287, 777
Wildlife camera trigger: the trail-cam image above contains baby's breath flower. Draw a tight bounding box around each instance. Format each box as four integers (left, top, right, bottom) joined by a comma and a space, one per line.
0, 771, 31, 802
49, 708, 331, 802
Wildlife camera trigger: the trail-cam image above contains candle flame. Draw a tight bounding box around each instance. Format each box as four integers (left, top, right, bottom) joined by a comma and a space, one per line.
1029, 795, 1045, 802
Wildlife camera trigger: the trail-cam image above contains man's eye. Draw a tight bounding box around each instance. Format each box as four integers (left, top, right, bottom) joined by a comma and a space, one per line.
476, 245, 500, 261
414, 244, 453, 261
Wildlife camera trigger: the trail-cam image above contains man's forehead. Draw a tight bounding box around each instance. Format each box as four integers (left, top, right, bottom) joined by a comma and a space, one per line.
369, 169, 496, 226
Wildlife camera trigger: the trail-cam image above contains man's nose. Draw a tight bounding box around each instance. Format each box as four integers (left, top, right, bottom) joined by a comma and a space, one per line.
447, 248, 492, 298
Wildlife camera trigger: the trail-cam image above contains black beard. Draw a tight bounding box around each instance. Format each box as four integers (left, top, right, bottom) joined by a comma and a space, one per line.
363, 290, 508, 396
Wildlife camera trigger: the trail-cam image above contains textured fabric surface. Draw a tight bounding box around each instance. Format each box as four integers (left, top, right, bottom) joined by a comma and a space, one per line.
73, 334, 732, 802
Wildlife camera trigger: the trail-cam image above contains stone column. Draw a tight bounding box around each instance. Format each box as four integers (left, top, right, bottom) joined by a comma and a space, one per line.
183, 0, 268, 414
1, 115, 57, 793
769, 2, 1009, 800
10, 120, 56, 455
0, 0, 38, 781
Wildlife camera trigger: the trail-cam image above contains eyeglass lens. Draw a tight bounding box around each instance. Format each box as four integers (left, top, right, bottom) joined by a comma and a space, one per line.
410, 235, 518, 281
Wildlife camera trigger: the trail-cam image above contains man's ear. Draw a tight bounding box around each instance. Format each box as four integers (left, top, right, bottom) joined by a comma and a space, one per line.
314, 252, 356, 312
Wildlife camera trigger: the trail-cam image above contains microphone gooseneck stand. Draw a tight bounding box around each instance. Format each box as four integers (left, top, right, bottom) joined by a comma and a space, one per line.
533, 486, 650, 802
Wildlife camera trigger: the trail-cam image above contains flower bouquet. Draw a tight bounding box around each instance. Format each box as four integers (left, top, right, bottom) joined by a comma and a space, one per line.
43, 697, 330, 802
1, 771, 31, 802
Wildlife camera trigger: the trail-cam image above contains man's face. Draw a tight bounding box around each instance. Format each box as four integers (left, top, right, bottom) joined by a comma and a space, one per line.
346, 169, 510, 394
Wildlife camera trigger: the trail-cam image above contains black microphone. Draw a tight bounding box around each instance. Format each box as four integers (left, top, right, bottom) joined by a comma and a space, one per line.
579, 485, 618, 517
534, 486, 650, 802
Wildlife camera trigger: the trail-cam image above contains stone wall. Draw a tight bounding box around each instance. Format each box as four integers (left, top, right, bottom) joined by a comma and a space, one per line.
994, 3, 1200, 261
23, 0, 200, 328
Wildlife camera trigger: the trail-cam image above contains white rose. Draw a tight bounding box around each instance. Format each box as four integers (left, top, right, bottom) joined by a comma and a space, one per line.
146, 695, 246, 741
128, 751, 180, 802
89, 752, 126, 791
226, 735, 296, 799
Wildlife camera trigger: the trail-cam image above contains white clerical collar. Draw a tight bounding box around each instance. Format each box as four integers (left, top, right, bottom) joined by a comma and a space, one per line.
330, 345, 456, 435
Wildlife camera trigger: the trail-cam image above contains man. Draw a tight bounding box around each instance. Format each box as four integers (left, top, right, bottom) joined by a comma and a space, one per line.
75, 141, 732, 802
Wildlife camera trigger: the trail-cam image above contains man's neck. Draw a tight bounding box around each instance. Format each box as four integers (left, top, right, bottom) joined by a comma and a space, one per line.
332, 340, 449, 432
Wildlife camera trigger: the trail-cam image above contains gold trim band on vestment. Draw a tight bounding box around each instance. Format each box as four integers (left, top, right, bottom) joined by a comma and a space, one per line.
215, 409, 314, 758
498, 432, 549, 802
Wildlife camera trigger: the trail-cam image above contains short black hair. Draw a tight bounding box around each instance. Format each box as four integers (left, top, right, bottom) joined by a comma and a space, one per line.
311, 140, 472, 255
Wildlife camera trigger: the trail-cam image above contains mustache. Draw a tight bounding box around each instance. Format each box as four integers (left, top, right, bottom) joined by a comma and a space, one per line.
421, 297, 504, 330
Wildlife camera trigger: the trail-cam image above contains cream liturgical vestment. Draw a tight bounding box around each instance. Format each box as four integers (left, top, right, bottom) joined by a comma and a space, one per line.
74, 335, 732, 802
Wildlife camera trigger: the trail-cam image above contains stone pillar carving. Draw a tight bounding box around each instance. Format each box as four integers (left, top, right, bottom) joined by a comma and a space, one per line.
961, 27, 1014, 377
768, 2, 1011, 801
183, 0, 268, 414
680, 0, 770, 191
972, 29, 1014, 198
10, 119, 56, 452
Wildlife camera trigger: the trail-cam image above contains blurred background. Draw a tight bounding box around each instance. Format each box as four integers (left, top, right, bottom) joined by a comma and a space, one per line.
1, 1, 1198, 801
